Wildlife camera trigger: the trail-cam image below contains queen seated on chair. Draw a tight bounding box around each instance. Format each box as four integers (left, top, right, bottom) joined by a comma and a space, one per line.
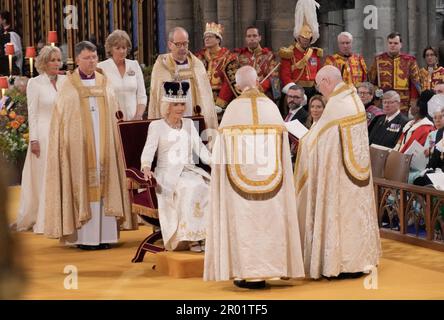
140, 81, 211, 253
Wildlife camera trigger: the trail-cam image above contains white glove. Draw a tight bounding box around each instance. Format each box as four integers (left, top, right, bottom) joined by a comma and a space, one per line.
215, 105, 224, 114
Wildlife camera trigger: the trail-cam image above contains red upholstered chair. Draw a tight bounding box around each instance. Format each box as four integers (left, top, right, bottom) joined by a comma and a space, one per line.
115, 111, 207, 262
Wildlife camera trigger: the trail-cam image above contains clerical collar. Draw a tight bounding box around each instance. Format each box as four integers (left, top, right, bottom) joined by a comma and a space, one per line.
175, 59, 188, 65
79, 69, 95, 80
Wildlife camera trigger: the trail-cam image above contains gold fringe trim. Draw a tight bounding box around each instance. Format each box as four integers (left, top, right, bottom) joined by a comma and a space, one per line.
228, 175, 282, 201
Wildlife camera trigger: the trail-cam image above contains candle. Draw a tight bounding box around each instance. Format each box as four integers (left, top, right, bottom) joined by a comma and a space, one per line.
0, 76, 9, 97
5, 43, 14, 76
26, 47, 37, 78
47, 31, 58, 47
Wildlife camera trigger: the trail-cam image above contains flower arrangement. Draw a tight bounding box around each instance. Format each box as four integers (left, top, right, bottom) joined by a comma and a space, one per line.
0, 77, 29, 163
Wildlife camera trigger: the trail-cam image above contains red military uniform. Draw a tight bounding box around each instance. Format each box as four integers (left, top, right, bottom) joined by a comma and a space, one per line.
419, 66, 444, 91
216, 45, 277, 108
368, 52, 421, 112
324, 53, 367, 86
195, 47, 233, 102
279, 41, 323, 92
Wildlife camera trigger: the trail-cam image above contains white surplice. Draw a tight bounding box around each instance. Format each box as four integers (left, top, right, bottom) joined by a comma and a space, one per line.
16, 74, 66, 233
294, 83, 381, 279
140, 118, 211, 250
204, 88, 305, 281
64, 77, 118, 246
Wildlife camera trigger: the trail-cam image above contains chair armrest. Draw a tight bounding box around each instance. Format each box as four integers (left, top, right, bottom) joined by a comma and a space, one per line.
126, 168, 157, 188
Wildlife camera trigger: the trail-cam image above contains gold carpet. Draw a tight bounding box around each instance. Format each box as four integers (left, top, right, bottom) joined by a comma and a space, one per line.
6, 186, 444, 300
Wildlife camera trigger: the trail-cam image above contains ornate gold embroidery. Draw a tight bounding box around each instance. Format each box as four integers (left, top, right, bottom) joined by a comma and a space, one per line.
193, 203, 204, 218
296, 112, 367, 194
339, 113, 370, 181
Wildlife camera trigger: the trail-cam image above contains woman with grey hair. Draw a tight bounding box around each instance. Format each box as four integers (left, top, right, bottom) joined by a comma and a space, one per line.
356, 82, 383, 127
14, 45, 66, 233
140, 81, 211, 253
98, 29, 147, 120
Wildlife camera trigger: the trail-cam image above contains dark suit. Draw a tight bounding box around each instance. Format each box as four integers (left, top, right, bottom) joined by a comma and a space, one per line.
368, 113, 409, 148
285, 106, 309, 128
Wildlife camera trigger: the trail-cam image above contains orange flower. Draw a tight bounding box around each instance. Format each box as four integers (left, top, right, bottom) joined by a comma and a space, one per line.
0, 108, 6, 116
16, 115, 25, 124
9, 120, 20, 129
9, 111, 16, 119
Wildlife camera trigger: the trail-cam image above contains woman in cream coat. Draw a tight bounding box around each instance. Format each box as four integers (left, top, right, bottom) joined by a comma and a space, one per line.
15, 46, 66, 233
98, 30, 147, 120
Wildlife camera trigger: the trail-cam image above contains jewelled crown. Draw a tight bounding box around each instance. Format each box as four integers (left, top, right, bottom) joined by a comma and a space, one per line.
162, 81, 190, 103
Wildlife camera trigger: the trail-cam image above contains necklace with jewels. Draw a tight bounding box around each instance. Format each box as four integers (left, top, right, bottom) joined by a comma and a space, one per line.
165, 118, 182, 130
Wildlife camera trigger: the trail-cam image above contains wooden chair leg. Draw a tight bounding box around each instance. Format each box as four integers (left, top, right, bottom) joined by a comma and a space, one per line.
131, 231, 164, 263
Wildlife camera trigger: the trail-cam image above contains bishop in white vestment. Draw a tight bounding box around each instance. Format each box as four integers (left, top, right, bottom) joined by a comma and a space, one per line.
294, 66, 381, 279
204, 66, 305, 288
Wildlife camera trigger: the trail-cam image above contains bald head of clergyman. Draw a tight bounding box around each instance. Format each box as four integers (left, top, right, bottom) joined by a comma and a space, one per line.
235, 65, 258, 92
315, 65, 344, 97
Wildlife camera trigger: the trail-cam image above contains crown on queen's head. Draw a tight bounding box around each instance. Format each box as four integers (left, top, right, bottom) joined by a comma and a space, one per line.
204, 22, 223, 40
162, 81, 190, 103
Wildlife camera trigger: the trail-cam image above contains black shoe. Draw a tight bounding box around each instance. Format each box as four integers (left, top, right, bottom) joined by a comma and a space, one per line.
99, 243, 111, 250
336, 272, 365, 279
322, 272, 364, 280
233, 280, 266, 289
77, 244, 102, 250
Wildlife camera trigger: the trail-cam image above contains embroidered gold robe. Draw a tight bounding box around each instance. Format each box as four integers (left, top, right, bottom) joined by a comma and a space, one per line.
148, 53, 218, 132
419, 66, 444, 91
43, 70, 136, 239
294, 83, 381, 279
324, 53, 367, 86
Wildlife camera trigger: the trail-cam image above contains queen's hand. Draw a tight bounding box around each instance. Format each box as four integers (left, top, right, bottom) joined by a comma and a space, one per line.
30, 140, 40, 158
142, 166, 154, 181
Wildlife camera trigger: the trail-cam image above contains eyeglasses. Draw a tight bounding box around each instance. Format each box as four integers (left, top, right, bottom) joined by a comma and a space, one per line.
358, 91, 371, 96
171, 41, 189, 48
382, 100, 398, 105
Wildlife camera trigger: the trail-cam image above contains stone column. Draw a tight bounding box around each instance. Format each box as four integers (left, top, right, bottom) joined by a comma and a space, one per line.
217, 0, 235, 49
239, 0, 257, 47
193, 0, 218, 51
270, 0, 298, 52
395, 0, 409, 52
164, 0, 195, 50
256, 0, 272, 48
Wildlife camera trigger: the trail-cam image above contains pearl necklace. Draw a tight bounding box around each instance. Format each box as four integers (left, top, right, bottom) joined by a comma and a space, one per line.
165, 118, 182, 130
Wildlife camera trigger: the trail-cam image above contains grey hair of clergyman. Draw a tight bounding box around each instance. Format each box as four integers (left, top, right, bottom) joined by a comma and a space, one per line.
235, 66, 258, 91
74, 41, 97, 58
168, 27, 189, 42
